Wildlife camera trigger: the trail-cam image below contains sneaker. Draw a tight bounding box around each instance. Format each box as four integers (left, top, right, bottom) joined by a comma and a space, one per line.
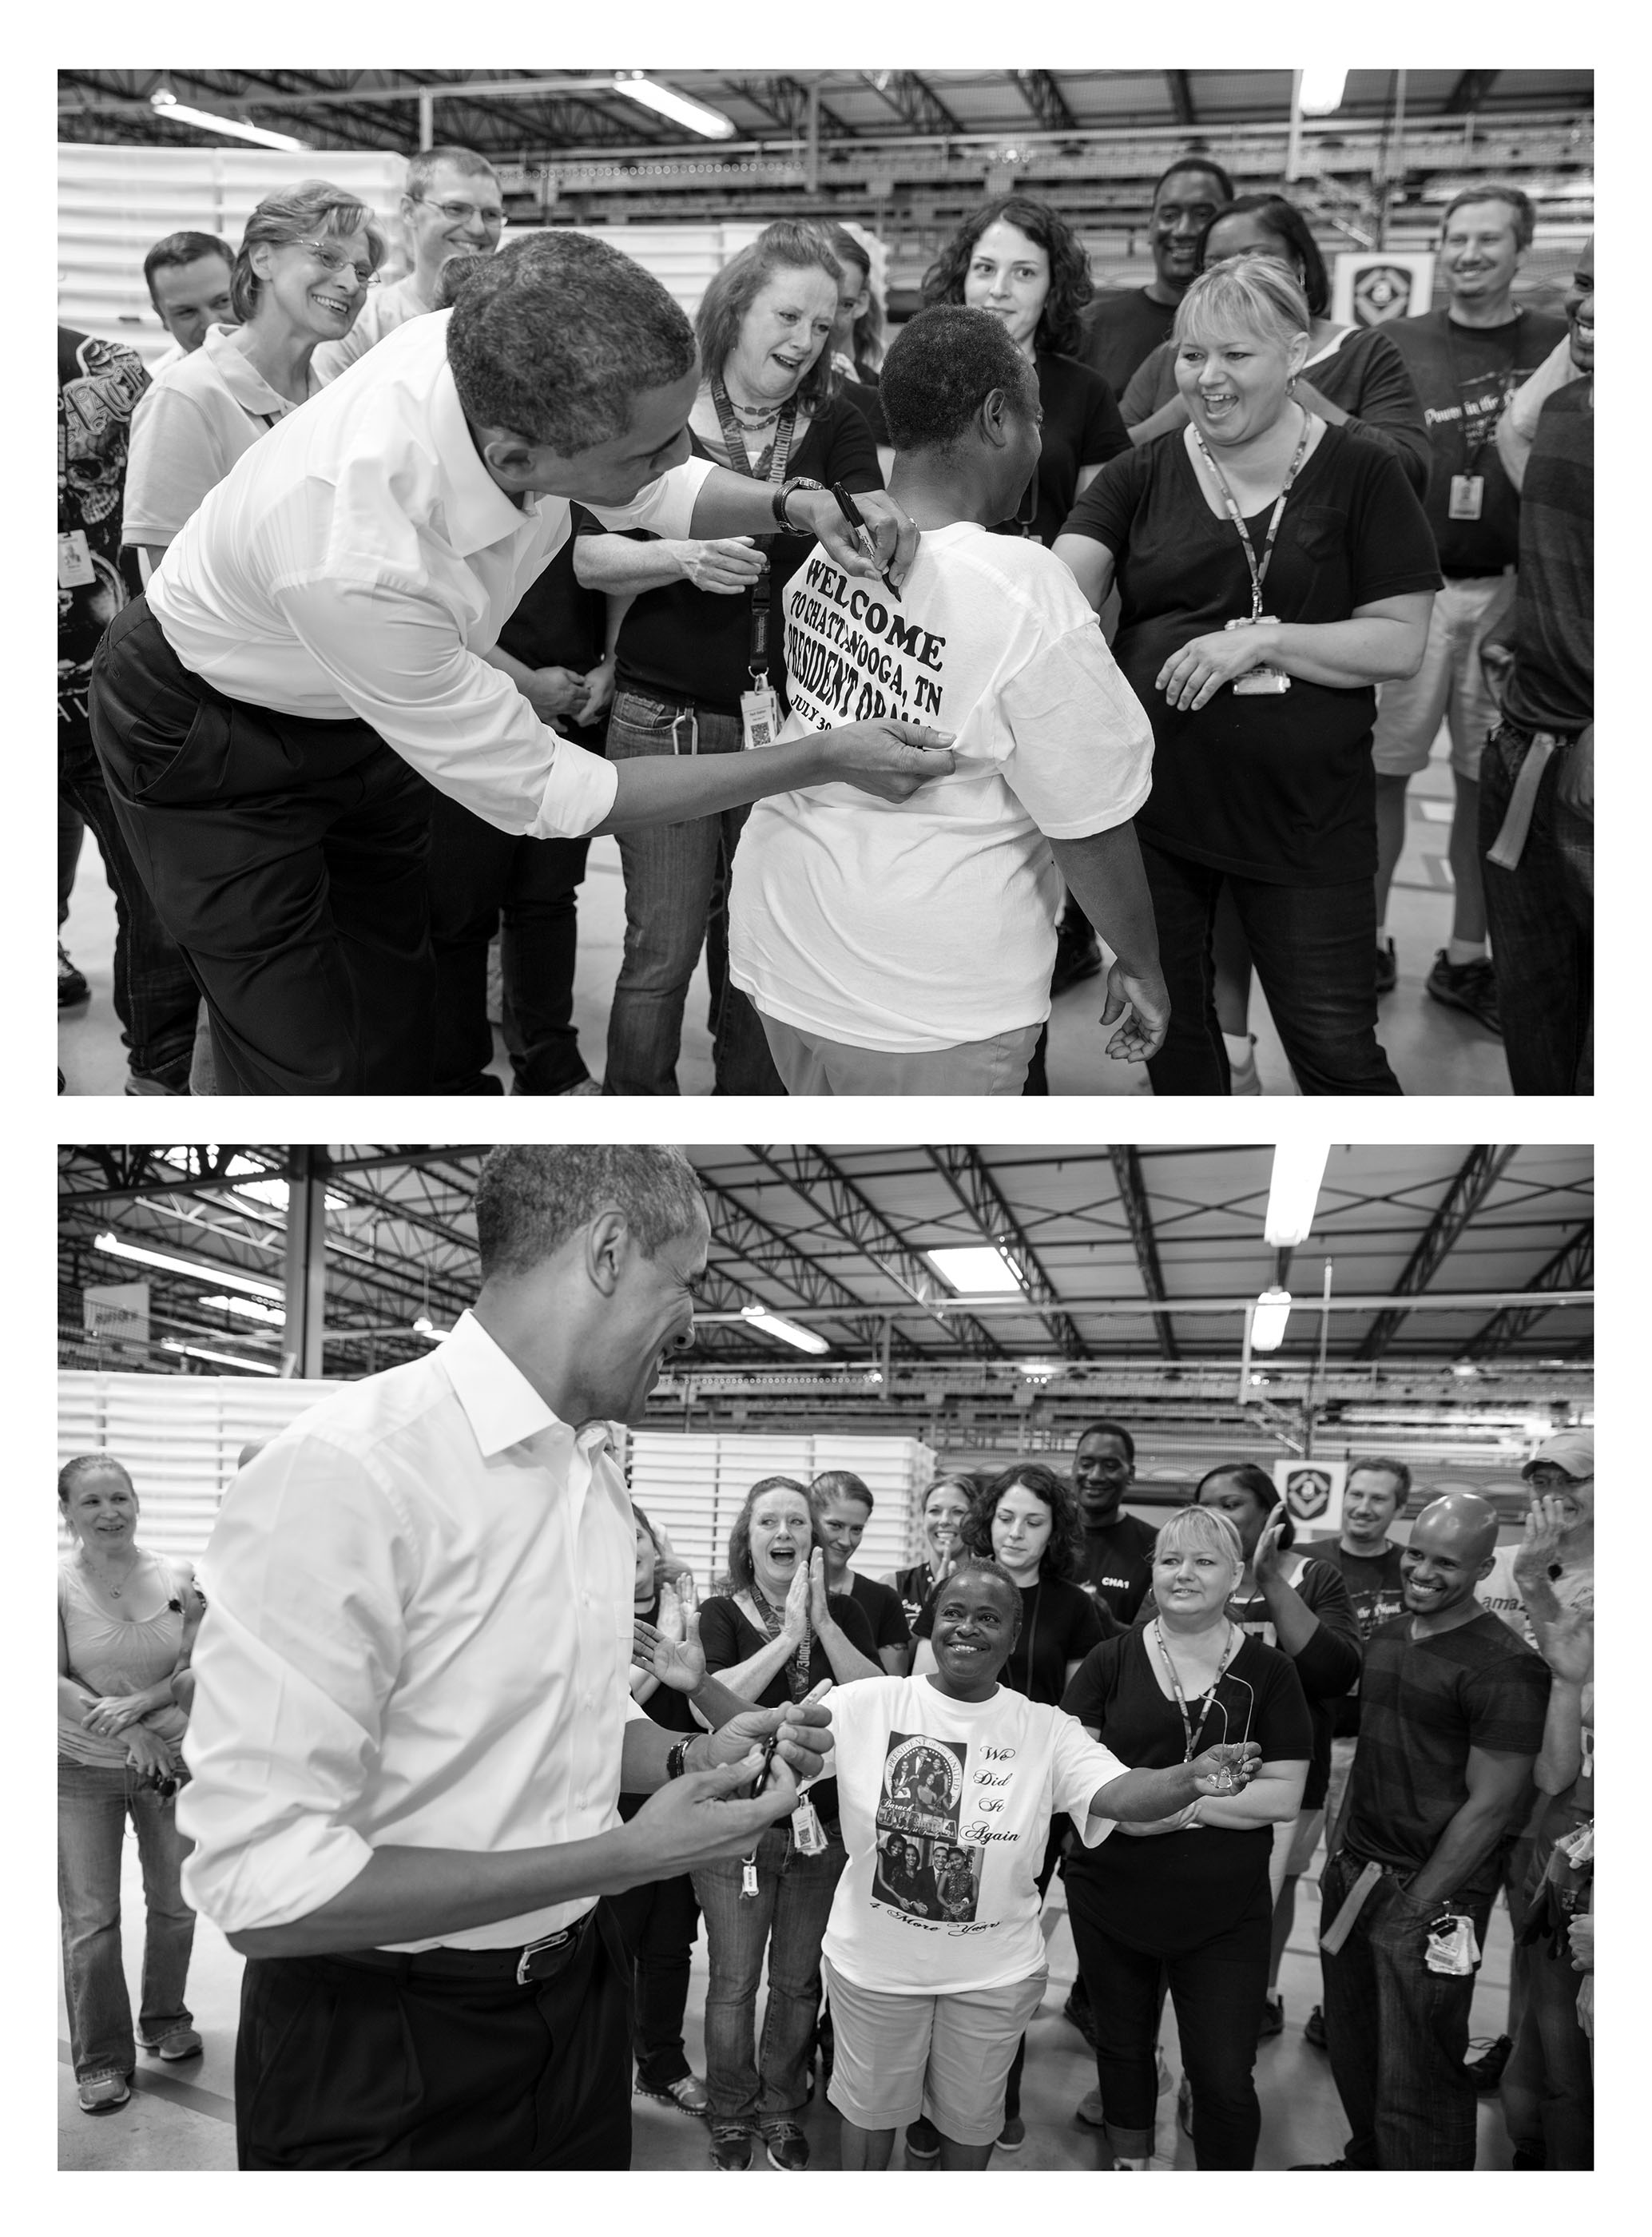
1290, 2159, 1352, 2169
905, 2114, 941, 2160
1228, 1034, 1261, 1096
77, 2069, 129, 2113
1113, 2156, 1150, 2171
1466, 2034, 1513, 2092
58, 944, 90, 1008
760, 2120, 809, 2171
1156, 2048, 1173, 2096
637, 2072, 709, 2116
555, 1077, 603, 1096
1062, 1988, 1098, 2050
1304, 2004, 1327, 2050
1177, 2074, 1193, 2136
1375, 937, 1397, 995
997, 2115, 1026, 2152
138, 2025, 202, 2062
1258, 1993, 1285, 2038
709, 2122, 753, 2171
1076, 2088, 1105, 2128
1425, 950, 1503, 1035
1051, 918, 1102, 997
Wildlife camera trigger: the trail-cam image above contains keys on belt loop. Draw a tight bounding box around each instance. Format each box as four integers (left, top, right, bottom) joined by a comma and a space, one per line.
671, 709, 699, 757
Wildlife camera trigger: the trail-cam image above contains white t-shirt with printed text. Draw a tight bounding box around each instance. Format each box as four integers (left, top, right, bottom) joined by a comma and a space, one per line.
1475, 1543, 1594, 1646
818, 1673, 1127, 1994
729, 523, 1154, 1049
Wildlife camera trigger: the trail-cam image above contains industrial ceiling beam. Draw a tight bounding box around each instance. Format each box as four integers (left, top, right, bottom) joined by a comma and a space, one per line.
1462, 1221, 1594, 1357
721, 76, 851, 137
1107, 1147, 1181, 1361
1010, 71, 1078, 133
1166, 70, 1197, 126
1444, 70, 1501, 115
862, 72, 962, 137
923, 1146, 1085, 1358
697, 1178, 925, 1359
1356, 1146, 1519, 1360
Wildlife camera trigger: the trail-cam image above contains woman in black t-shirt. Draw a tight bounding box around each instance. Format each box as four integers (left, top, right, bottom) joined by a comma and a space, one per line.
574, 222, 882, 1097
885, 1472, 982, 1658
1062, 1504, 1311, 2169
1054, 257, 1440, 1096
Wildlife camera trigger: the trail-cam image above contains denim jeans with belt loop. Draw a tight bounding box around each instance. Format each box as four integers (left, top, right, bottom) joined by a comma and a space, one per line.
58, 1754, 196, 2080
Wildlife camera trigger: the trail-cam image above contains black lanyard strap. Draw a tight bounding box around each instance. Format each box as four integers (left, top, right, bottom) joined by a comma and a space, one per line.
709, 381, 800, 680
1193, 406, 1312, 620
1152, 1619, 1240, 1761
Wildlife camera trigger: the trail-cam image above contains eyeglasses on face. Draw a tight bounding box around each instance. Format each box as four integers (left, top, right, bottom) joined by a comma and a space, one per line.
412, 196, 506, 228
296, 238, 379, 286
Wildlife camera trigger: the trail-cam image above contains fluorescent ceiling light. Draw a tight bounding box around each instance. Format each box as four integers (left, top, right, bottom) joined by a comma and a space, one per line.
610, 73, 735, 139
161, 1339, 279, 1376
926, 1245, 1024, 1296
411, 1316, 451, 1342
93, 1231, 283, 1301
201, 1294, 287, 1326
232, 1175, 350, 1213
150, 89, 308, 151
1299, 69, 1348, 117
1263, 1143, 1329, 1247
740, 1305, 830, 1356
1017, 1359, 1062, 1381
1251, 1286, 1293, 1352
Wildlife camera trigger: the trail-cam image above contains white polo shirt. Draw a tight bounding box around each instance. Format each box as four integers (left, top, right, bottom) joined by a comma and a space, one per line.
178, 1310, 646, 1950
145, 309, 713, 839
309, 270, 433, 386
123, 323, 304, 547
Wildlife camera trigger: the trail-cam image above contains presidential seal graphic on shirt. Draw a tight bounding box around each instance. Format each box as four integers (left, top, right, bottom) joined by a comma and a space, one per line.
872, 1733, 981, 1922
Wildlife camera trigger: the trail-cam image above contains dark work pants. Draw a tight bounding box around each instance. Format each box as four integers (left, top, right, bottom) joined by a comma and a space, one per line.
426, 784, 593, 1095
1479, 723, 1593, 1094
605, 1867, 701, 2091
88, 597, 435, 1095
1140, 837, 1402, 1096
235, 1911, 632, 2170
1002, 1822, 1066, 2119
1067, 1862, 1271, 2169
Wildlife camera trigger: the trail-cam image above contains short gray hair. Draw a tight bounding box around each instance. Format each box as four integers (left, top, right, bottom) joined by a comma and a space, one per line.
473, 1147, 704, 1281
1154, 1504, 1245, 1575
447, 232, 697, 455
1173, 255, 1311, 356
406, 145, 498, 201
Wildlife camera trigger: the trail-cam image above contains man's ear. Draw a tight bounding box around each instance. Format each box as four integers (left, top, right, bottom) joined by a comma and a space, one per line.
979, 387, 1013, 450
584, 1209, 630, 1298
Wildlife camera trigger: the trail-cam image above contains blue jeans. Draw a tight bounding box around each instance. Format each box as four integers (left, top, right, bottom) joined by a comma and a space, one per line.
1320, 1850, 1495, 2169
58, 1754, 196, 2080
693, 1825, 845, 2128
1479, 721, 1593, 1095
1140, 840, 1401, 1095
602, 692, 783, 1096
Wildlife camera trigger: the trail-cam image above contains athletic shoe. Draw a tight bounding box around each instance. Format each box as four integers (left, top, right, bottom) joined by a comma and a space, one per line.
1305, 2004, 1328, 2049
1375, 937, 1397, 995
138, 2025, 202, 2062
1290, 2159, 1352, 2169
1062, 1988, 1098, 2049
905, 2115, 941, 2160
58, 945, 89, 1008
1113, 2156, 1150, 2170
1258, 1993, 1285, 2038
1051, 917, 1102, 997
761, 2121, 809, 2171
555, 1077, 603, 1096
77, 2069, 129, 2112
1076, 2088, 1105, 2128
1466, 2034, 1514, 2092
636, 2072, 709, 2116
709, 2123, 753, 2170
1228, 1035, 1262, 1095
997, 2116, 1026, 2151
1425, 950, 1503, 1035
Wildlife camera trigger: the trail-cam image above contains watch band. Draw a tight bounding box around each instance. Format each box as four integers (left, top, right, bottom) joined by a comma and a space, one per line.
666, 1738, 693, 1780
772, 476, 825, 531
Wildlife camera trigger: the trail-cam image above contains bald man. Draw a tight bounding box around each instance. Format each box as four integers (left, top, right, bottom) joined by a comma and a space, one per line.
1301, 1493, 1550, 2171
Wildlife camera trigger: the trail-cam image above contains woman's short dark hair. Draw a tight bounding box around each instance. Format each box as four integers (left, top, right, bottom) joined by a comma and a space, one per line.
725, 1476, 820, 1597
879, 304, 1038, 454
448, 231, 697, 454
58, 1454, 134, 1504
820, 223, 885, 372
473, 1146, 703, 1281
1154, 153, 1237, 208
231, 179, 387, 324
1194, 1460, 1278, 1515
961, 1462, 1085, 1583
1200, 193, 1331, 320
936, 1555, 1024, 1633
696, 221, 844, 416
921, 194, 1094, 359
1076, 1417, 1136, 1464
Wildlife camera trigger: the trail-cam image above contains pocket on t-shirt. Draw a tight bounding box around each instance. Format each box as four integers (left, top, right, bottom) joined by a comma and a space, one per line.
1290, 506, 1349, 565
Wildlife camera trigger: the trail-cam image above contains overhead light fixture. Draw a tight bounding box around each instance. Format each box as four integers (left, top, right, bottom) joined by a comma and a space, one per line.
201, 1294, 286, 1326
1452, 1362, 1479, 1380
1251, 1286, 1293, 1352
162, 1339, 280, 1376
150, 87, 309, 151
411, 1315, 451, 1343
1263, 1143, 1329, 1246
739, 1305, 830, 1356
1299, 69, 1349, 116
233, 1175, 350, 1213
610, 73, 735, 140
926, 1245, 1024, 1296
1016, 1359, 1062, 1381
93, 1231, 283, 1301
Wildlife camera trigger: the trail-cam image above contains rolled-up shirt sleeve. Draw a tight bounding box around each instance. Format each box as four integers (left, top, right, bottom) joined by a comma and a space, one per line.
588, 453, 714, 537
177, 1438, 416, 1934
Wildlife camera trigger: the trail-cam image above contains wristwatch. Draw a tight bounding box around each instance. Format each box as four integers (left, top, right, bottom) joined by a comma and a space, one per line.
666, 1738, 694, 1780
772, 476, 826, 531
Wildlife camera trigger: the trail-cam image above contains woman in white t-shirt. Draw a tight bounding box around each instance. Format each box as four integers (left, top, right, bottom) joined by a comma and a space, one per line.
728, 304, 1169, 1095
816, 1559, 1257, 2169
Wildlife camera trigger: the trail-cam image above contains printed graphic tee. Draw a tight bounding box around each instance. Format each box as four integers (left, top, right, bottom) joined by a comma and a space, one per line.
817, 1674, 1127, 1993
729, 523, 1154, 1050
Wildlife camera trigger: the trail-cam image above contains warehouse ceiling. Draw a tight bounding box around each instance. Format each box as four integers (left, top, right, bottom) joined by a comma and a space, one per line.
59, 1143, 1593, 1397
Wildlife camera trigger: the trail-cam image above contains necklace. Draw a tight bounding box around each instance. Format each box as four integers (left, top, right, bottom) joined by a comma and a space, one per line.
1152, 1618, 1239, 1761
84, 1545, 140, 1599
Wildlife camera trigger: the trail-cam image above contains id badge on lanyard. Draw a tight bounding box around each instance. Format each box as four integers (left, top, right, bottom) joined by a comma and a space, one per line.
1448, 474, 1485, 521
58, 529, 95, 588
1196, 411, 1310, 698
710, 380, 796, 748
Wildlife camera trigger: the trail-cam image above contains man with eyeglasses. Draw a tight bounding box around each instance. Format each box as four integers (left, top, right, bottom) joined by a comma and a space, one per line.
312, 145, 506, 384
1476, 1430, 1594, 1646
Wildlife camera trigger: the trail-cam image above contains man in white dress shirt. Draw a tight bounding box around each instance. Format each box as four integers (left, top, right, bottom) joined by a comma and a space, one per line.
181, 1146, 832, 2168
87, 231, 949, 1093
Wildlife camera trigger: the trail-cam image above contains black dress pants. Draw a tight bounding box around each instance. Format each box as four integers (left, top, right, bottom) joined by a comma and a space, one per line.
235, 1909, 632, 2170
88, 596, 435, 1094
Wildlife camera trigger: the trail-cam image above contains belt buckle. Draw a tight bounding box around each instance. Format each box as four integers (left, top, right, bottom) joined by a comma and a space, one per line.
515, 1926, 572, 1986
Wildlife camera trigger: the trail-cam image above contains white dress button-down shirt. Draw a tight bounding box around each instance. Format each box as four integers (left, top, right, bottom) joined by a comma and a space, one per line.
144, 308, 713, 840
178, 1309, 645, 1950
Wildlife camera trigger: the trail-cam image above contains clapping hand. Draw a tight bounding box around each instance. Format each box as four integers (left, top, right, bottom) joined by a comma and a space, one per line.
632, 1576, 707, 1695
808, 1548, 833, 1634
1189, 1741, 1262, 1797
1253, 1502, 1291, 1587
781, 1556, 812, 1647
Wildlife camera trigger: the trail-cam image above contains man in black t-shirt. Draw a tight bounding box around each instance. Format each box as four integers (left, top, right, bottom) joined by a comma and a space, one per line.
1370, 187, 1568, 1031
1078, 157, 1234, 395
1072, 1418, 1159, 1626
808, 1472, 911, 1675
1305, 1492, 1549, 2171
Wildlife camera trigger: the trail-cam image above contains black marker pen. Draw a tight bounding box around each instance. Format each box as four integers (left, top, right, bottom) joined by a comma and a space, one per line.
830, 483, 899, 599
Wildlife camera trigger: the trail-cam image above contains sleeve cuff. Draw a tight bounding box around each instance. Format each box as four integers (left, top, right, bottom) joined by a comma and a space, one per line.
525, 737, 620, 839
179, 1814, 375, 1935
588, 455, 715, 540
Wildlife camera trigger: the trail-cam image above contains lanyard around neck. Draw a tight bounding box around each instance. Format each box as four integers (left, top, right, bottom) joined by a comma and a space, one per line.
710, 379, 799, 489
1152, 1619, 1238, 1762
1193, 406, 1311, 620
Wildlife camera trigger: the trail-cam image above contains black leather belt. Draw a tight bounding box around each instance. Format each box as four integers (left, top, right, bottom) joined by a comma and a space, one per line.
339, 1907, 597, 1987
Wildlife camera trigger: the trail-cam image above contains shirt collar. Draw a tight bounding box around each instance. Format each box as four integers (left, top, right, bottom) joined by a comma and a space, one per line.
201, 324, 297, 417
423, 311, 544, 558
438, 1309, 613, 1462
